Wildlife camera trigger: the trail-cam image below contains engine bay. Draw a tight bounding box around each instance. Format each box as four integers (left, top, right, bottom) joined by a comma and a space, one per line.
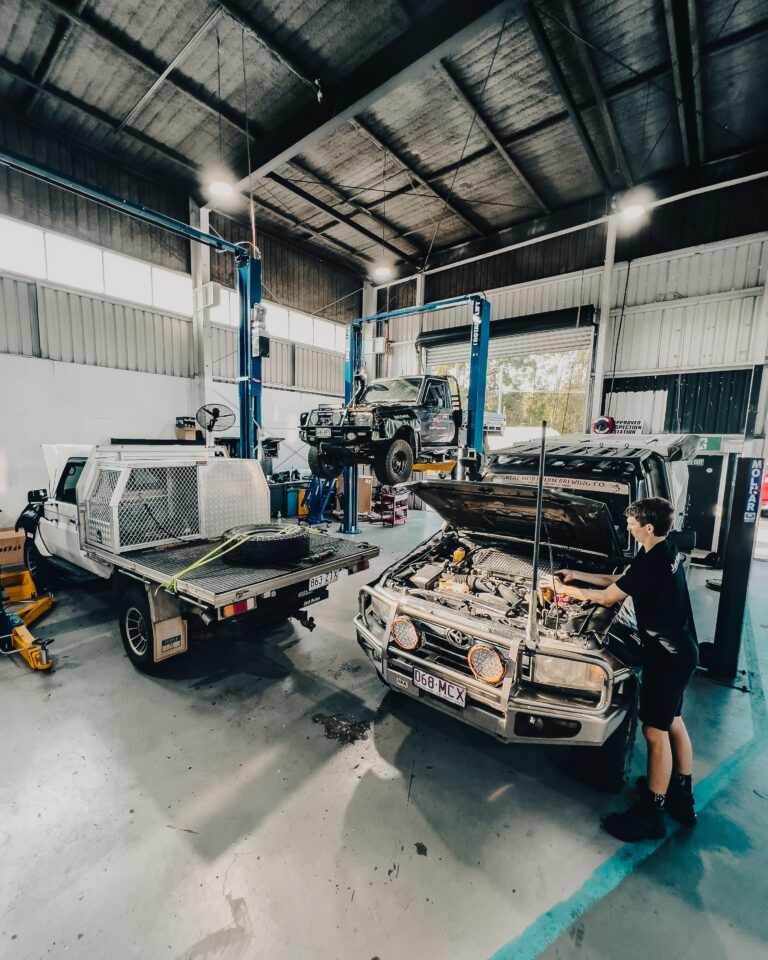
383, 530, 620, 638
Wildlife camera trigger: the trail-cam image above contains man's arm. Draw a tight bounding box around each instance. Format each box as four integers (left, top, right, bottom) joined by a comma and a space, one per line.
552, 578, 628, 607
556, 568, 627, 587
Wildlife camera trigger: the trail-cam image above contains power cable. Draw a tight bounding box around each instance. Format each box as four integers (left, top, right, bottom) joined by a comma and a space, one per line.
424, 14, 509, 264
241, 28, 259, 254
605, 260, 632, 415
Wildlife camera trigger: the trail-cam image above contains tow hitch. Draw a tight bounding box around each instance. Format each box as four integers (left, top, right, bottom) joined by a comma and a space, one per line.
292, 610, 317, 632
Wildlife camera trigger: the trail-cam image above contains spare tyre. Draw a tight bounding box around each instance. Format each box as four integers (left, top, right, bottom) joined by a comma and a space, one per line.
221, 524, 311, 565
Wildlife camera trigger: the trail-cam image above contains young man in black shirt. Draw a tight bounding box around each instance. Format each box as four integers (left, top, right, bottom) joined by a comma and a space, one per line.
554, 497, 698, 842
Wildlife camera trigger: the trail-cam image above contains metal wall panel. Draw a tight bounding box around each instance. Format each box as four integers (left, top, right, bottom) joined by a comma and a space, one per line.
607, 289, 763, 375
0, 274, 38, 356
0, 115, 189, 272
37, 284, 195, 377
209, 323, 344, 396
209, 213, 362, 323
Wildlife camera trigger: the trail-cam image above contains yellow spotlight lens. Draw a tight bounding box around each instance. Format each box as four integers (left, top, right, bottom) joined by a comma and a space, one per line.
452, 548, 466, 563
467, 644, 505, 684
391, 616, 421, 651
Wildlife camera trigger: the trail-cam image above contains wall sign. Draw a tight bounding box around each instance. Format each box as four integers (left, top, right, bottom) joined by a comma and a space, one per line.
743, 458, 764, 523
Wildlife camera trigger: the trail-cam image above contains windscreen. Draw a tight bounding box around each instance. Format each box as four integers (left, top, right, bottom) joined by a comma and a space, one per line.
359, 377, 422, 403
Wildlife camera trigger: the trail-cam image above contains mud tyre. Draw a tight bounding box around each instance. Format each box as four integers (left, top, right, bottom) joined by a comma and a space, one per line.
24, 539, 58, 592
308, 446, 343, 481
119, 583, 161, 674
374, 438, 414, 486
221, 524, 311, 566
572, 683, 639, 793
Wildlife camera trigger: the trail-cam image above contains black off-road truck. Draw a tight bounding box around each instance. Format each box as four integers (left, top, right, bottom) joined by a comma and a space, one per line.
300, 375, 503, 486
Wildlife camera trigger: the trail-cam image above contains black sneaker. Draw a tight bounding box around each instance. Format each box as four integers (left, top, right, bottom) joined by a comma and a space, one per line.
636, 775, 697, 827
602, 796, 666, 842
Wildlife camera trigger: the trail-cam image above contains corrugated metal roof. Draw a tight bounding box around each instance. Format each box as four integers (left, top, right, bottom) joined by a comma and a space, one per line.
0, 0, 765, 279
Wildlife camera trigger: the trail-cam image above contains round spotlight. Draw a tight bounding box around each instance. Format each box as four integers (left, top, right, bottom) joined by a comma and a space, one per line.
620, 203, 645, 222
391, 616, 421, 651
372, 265, 393, 282
467, 644, 505, 684
209, 179, 234, 198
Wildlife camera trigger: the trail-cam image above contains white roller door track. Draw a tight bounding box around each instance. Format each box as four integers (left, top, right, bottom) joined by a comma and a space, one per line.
426, 325, 593, 368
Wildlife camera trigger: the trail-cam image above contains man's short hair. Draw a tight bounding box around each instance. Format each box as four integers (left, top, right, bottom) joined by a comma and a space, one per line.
626, 497, 674, 536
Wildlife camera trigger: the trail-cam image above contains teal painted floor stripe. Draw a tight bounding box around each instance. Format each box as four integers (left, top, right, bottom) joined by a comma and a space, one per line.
489, 609, 767, 960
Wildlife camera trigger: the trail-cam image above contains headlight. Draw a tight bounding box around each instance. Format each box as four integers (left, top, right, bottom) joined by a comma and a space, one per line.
391, 616, 422, 651
349, 411, 373, 426
534, 655, 606, 694
467, 644, 505, 684
308, 411, 319, 426
331, 410, 344, 426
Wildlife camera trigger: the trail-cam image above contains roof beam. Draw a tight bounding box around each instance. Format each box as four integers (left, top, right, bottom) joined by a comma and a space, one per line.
687, 0, 705, 163
662, 0, 702, 166
234, 0, 521, 186
393, 143, 768, 277
24, 16, 72, 116
522, 1, 612, 193
265, 171, 421, 264
35, 0, 252, 135
438, 60, 549, 212
216, 0, 318, 93
116, 8, 222, 133
289, 158, 428, 254
558, 0, 633, 186
352, 118, 489, 237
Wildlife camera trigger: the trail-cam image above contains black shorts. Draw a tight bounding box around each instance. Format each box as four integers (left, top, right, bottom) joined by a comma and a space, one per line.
639, 637, 698, 731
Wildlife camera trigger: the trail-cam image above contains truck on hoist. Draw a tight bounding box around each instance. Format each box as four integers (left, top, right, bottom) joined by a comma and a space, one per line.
15, 444, 378, 673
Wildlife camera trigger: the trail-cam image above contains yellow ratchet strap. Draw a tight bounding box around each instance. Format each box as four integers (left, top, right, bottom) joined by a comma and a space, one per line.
158, 524, 306, 595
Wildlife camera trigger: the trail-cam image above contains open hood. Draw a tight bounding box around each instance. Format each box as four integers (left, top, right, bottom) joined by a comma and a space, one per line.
411, 480, 625, 558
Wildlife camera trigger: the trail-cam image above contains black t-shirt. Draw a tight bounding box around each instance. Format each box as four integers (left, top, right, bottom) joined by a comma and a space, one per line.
616, 540, 697, 654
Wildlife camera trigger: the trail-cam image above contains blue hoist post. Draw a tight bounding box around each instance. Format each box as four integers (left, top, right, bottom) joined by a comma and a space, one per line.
339, 294, 490, 534
236, 254, 263, 460
0, 146, 264, 461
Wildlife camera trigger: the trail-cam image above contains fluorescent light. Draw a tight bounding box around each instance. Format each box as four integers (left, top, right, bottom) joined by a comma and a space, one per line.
620, 203, 645, 222
373, 265, 393, 281
209, 180, 234, 198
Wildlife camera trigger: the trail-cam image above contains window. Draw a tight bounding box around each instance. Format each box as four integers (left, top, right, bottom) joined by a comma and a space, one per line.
151, 266, 192, 316
424, 380, 448, 407
55, 459, 86, 505
104, 251, 153, 305
45, 233, 104, 293
0, 215, 46, 278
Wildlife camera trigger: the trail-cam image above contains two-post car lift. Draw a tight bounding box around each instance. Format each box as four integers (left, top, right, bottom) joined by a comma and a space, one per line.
340, 294, 491, 533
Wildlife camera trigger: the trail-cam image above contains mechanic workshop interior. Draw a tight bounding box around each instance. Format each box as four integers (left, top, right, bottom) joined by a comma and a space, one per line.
1, 1, 768, 958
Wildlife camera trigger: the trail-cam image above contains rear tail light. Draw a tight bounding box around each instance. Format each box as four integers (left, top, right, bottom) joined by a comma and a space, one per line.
222, 598, 256, 618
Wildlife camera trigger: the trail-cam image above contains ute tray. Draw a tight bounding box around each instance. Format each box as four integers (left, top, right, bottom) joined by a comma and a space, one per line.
118, 533, 376, 603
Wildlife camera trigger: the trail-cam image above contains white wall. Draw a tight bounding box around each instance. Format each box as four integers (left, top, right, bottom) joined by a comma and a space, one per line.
0, 354, 198, 518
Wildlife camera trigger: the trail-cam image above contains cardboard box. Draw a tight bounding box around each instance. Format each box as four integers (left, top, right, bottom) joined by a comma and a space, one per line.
0, 528, 25, 568
175, 427, 197, 441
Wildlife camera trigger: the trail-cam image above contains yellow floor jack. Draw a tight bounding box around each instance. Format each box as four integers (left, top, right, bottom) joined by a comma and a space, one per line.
0, 569, 55, 671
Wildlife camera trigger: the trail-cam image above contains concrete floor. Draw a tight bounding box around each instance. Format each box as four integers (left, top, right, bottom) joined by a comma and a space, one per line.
2, 511, 767, 960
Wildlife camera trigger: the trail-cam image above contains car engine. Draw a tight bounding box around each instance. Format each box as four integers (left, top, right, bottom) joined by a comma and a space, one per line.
382, 532, 618, 639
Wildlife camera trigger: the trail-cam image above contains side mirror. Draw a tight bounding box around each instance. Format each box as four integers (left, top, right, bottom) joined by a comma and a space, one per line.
27, 488, 48, 504
668, 529, 696, 553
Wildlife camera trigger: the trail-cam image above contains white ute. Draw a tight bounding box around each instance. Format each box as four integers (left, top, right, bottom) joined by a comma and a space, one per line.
17, 444, 378, 672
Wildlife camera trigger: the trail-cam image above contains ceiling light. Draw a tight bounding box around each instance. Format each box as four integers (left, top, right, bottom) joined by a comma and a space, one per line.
620, 203, 645, 222
372, 265, 393, 282
209, 180, 234, 198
